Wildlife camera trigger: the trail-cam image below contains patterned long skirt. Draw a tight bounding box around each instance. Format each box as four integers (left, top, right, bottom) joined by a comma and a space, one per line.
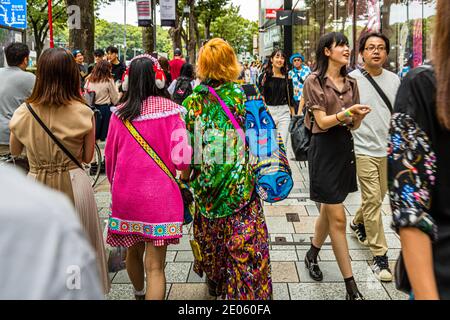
193, 198, 272, 300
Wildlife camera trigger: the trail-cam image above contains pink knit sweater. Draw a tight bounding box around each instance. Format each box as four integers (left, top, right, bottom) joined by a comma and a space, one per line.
105, 96, 192, 241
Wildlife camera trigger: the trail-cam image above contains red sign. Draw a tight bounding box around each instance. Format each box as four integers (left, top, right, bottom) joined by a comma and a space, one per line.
266, 9, 281, 19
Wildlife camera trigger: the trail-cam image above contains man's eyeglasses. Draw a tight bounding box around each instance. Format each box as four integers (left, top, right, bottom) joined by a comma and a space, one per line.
365, 45, 386, 53
293, 59, 302, 62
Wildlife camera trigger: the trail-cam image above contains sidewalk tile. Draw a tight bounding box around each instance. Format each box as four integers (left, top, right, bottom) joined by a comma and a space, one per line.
382, 282, 409, 300
318, 250, 339, 261
187, 265, 206, 283
305, 205, 320, 216
167, 237, 192, 251
296, 250, 308, 262
107, 284, 171, 300
175, 250, 194, 262
266, 217, 295, 234
270, 250, 298, 261
264, 205, 308, 217
349, 249, 372, 261
166, 251, 177, 262
112, 270, 131, 284
385, 233, 401, 249
289, 281, 390, 300
296, 261, 377, 283
107, 284, 135, 300
168, 284, 216, 300
344, 205, 360, 216
271, 199, 300, 206
165, 262, 191, 283
293, 217, 317, 233
271, 245, 297, 251
270, 234, 294, 242
272, 262, 299, 283
273, 283, 290, 300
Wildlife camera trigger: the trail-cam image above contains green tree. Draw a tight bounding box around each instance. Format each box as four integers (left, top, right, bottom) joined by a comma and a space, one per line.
196, 0, 230, 40
27, 0, 67, 60
210, 5, 258, 55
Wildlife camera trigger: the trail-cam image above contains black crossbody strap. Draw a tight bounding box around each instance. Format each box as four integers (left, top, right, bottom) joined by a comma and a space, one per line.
26, 103, 84, 169
361, 69, 393, 113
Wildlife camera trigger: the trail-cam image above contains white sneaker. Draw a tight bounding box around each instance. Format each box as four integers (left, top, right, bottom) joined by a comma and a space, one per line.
372, 255, 393, 282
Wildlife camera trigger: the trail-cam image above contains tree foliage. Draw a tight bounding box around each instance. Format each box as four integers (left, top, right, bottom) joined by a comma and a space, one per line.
210, 4, 258, 55
27, 0, 67, 59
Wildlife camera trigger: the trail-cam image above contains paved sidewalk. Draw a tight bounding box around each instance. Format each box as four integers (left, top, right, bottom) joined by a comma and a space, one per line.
96, 156, 408, 300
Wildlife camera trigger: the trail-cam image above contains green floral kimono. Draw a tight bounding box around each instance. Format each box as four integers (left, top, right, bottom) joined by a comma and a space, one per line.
183, 82, 255, 219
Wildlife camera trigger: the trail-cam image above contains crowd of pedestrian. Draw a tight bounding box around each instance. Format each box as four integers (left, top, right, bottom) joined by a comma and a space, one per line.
0, 0, 449, 301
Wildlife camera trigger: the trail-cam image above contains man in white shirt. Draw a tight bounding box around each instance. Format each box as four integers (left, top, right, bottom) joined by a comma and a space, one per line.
0, 166, 104, 299
349, 32, 401, 283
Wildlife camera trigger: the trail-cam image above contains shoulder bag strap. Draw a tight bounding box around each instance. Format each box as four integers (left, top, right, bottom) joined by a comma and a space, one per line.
207, 86, 246, 144
285, 74, 292, 109
26, 103, 84, 169
122, 119, 178, 185
360, 68, 393, 113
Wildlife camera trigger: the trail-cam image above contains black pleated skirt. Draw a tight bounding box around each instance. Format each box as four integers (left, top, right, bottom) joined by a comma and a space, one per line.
308, 125, 357, 204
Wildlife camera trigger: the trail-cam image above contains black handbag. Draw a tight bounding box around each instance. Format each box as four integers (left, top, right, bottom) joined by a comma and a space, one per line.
395, 252, 412, 294
289, 113, 313, 162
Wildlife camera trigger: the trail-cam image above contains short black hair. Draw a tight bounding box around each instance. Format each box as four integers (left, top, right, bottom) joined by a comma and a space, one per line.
106, 46, 119, 54
5, 42, 30, 67
94, 49, 105, 57
359, 32, 390, 54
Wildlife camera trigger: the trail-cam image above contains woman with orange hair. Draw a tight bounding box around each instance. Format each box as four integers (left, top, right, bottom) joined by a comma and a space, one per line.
181, 38, 272, 300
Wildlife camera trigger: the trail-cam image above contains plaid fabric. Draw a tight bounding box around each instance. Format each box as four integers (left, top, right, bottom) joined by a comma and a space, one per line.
116, 96, 186, 121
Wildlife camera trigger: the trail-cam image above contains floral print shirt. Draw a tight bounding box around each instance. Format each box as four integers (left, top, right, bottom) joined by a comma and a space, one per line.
388, 65, 444, 242
183, 81, 255, 219
388, 112, 438, 241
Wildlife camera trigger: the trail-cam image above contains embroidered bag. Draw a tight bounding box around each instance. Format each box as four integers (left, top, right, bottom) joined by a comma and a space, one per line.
210, 85, 293, 203
123, 119, 194, 225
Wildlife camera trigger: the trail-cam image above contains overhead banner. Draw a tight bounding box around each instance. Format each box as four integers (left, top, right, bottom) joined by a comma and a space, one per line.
0, 0, 27, 29
160, 0, 176, 27
266, 9, 281, 19
136, 0, 152, 27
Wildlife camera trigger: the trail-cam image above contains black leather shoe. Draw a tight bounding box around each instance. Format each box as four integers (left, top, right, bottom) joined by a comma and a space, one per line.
346, 291, 365, 300
304, 256, 323, 281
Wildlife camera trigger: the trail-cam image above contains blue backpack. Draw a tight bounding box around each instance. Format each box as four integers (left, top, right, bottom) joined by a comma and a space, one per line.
241, 84, 293, 203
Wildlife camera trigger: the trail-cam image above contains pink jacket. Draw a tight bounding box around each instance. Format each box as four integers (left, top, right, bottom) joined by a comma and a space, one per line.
105, 96, 192, 240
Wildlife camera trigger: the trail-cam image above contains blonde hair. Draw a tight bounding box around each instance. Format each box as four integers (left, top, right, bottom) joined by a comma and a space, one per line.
196, 38, 241, 83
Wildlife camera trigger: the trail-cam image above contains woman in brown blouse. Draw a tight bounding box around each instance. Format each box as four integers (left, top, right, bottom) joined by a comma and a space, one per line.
9, 48, 110, 294
302, 32, 371, 300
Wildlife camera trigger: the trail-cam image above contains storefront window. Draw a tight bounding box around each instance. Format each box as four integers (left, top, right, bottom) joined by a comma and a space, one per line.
290, 0, 435, 73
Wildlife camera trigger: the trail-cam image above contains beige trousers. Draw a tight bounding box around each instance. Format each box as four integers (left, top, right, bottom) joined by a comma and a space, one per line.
354, 155, 389, 257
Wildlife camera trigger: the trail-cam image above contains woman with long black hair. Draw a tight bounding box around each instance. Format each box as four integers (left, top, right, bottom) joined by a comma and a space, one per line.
302, 32, 371, 300
258, 49, 295, 146
104, 54, 191, 300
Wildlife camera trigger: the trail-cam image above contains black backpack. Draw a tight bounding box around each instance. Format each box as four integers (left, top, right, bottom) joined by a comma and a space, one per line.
172, 77, 193, 105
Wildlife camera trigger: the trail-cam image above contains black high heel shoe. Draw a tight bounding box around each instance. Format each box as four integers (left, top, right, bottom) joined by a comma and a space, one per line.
304, 256, 323, 281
